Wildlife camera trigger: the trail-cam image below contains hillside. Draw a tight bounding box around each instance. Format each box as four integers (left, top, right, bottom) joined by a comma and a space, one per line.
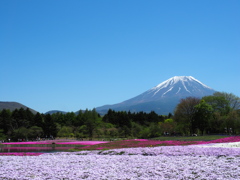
0, 101, 38, 114
96, 76, 216, 115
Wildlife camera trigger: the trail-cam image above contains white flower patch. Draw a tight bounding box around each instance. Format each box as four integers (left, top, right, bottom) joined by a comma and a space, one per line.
196, 141, 240, 148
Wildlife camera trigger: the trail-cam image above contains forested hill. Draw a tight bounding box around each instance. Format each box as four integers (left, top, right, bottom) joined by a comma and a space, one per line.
0, 101, 38, 114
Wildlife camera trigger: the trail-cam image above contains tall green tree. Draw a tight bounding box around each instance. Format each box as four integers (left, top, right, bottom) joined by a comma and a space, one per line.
0, 109, 12, 135
224, 110, 239, 134
43, 114, 57, 138
174, 97, 201, 135
25, 108, 34, 126
203, 94, 230, 116
11, 108, 30, 129
57, 126, 74, 137
51, 112, 65, 126
203, 92, 240, 134
64, 112, 76, 126
159, 118, 177, 135
82, 109, 101, 139
194, 100, 213, 135
28, 126, 44, 139
0, 129, 6, 140
33, 112, 43, 128
214, 92, 240, 110
74, 110, 85, 127
13, 127, 29, 140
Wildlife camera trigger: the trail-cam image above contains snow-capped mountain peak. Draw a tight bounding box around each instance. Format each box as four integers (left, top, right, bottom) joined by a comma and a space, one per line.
154, 76, 211, 90
127, 76, 215, 103
96, 76, 216, 115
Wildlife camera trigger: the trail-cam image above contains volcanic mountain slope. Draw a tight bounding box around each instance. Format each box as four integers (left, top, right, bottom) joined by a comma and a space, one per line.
96, 76, 216, 115
0, 101, 38, 114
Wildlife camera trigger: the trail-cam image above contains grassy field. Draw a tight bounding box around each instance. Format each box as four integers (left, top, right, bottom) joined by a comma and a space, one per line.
75, 135, 236, 151
152, 135, 230, 141
89, 135, 231, 142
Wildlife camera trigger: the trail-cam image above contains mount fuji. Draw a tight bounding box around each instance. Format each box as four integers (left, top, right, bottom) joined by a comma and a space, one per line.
96, 76, 216, 115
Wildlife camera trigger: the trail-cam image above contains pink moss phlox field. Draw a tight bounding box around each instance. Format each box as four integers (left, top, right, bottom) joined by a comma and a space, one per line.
1, 137, 240, 179
78, 136, 240, 150
2, 146, 74, 151
2, 136, 240, 147
205, 136, 240, 144
1, 146, 240, 179
78, 139, 202, 150
127, 139, 148, 141
0, 152, 43, 156
3, 142, 50, 145
56, 141, 108, 145
2, 140, 108, 145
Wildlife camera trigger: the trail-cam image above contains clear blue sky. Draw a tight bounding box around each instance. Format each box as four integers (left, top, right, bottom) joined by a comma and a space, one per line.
1, 0, 239, 113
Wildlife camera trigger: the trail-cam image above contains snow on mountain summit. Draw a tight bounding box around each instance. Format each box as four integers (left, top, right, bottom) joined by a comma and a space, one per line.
122, 76, 216, 104
154, 76, 211, 90
147, 76, 214, 99
96, 76, 216, 115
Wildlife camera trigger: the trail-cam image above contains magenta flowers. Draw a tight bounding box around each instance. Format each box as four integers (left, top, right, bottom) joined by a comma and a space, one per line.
55, 141, 108, 145
1, 140, 109, 155
1, 136, 240, 156
2, 140, 108, 146
0, 145, 240, 179
0, 137, 240, 179
77, 136, 240, 150
0, 152, 43, 156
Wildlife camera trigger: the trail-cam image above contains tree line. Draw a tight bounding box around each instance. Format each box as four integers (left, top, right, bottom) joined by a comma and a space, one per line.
0, 108, 57, 141
174, 92, 240, 136
0, 92, 240, 141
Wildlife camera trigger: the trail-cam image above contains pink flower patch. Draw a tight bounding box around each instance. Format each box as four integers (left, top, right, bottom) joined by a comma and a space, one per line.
0, 152, 43, 156
2, 140, 108, 146
56, 141, 108, 145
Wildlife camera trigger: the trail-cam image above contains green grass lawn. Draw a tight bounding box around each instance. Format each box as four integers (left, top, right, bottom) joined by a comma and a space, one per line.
152, 135, 229, 141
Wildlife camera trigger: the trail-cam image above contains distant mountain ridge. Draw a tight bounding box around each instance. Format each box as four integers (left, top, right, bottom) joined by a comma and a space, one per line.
1, 76, 216, 115
96, 76, 216, 115
45, 110, 67, 115
0, 101, 38, 114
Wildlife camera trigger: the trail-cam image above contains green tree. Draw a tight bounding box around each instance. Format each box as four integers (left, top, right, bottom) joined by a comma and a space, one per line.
174, 97, 201, 135
0, 109, 12, 135
108, 128, 118, 138
214, 92, 240, 110
74, 110, 85, 127
13, 127, 29, 140
57, 126, 73, 137
25, 108, 34, 126
207, 111, 225, 133
11, 108, 31, 129
28, 126, 44, 139
234, 110, 240, 134
147, 111, 160, 123
82, 109, 101, 139
131, 122, 143, 138
224, 110, 239, 134
77, 125, 88, 138
139, 127, 150, 139
0, 129, 6, 141
43, 114, 57, 138
203, 92, 240, 134
148, 122, 162, 138
119, 125, 131, 138
159, 118, 177, 135
194, 100, 213, 135
64, 112, 76, 126
203, 94, 230, 116
33, 112, 43, 128
51, 112, 65, 126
